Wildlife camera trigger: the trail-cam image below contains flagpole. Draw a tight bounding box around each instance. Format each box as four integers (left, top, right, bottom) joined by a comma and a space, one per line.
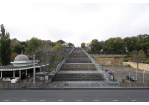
143, 69, 144, 83
129, 69, 130, 82
143, 71, 144, 83
136, 69, 137, 81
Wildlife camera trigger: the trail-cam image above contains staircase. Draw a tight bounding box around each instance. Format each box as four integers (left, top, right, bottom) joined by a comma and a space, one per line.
53, 48, 105, 81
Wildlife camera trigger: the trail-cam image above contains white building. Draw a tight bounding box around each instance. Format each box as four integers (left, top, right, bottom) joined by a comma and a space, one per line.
0, 54, 41, 81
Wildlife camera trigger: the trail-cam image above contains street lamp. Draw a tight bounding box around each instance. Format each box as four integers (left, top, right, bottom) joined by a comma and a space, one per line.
33, 54, 36, 85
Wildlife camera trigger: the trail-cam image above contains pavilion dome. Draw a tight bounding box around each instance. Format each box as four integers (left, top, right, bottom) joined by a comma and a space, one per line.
14, 54, 29, 61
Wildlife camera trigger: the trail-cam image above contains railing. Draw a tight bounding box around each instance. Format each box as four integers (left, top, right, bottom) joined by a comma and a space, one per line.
1, 82, 149, 88
82, 48, 109, 82
50, 48, 75, 76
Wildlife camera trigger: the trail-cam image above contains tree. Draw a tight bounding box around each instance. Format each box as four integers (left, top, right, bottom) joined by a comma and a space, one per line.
13, 43, 25, 54
90, 39, 102, 54
31, 41, 66, 72
81, 43, 85, 49
68, 42, 74, 47
56, 39, 65, 44
25, 37, 43, 54
131, 50, 146, 70
137, 34, 149, 55
123, 36, 139, 52
103, 37, 125, 54
20, 41, 28, 48
11, 52, 18, 61
0, 24, 12, 65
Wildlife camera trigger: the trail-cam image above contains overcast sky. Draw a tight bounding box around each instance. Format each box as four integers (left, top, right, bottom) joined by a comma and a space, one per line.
1, 1, 149, 47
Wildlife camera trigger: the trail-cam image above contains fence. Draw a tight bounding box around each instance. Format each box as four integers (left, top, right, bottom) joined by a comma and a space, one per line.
1, 82, 149, 88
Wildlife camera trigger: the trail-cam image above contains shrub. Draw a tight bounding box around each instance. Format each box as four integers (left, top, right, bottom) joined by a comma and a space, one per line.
123, 57, 131, 62
122, 79, 125, 83
145, 60, 149, 64
125, 64, 131, 67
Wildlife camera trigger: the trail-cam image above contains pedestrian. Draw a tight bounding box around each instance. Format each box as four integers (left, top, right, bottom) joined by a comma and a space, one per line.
67, 64, 68, 67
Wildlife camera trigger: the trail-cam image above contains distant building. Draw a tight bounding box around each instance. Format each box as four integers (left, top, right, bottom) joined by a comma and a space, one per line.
62, 43, 68, 47
85, 42, 91, 47
85, 42, 91, 51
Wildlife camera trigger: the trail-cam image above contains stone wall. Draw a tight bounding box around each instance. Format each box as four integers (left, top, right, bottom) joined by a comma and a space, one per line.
123, 62, 149, 71
91, 54, 125, 65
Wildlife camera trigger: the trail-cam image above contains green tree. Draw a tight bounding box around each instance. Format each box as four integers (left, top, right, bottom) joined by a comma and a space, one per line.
123, 36, 139, 52
20, 41, 28, 48
137, 34, 149, 55
0, 24, 12, 65
25, 37, 43, 54
90, 39, 102, 54
68, 42, 74, 47
81, 43, 85, 49
104, 37, 125, 54
56, 39, 65, 44
13, 43, 25, 54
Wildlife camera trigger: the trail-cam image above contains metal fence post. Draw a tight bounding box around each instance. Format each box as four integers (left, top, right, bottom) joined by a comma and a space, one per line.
137, 83, 138, 87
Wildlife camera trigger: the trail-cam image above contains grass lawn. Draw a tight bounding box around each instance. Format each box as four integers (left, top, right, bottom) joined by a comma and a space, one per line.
50, 66, 57, 72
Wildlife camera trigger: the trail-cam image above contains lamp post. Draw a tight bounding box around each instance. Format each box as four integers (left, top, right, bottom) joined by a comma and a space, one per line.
33, 54, 36, 84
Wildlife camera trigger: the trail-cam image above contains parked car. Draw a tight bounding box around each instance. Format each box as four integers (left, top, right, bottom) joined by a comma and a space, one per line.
107, 71, 113, 74
11, 79, 18, 83
105, 69, 110, 72
126, 75, 136, 81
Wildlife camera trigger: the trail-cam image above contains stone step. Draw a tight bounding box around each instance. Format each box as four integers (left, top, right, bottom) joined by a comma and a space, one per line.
53, 78, 104, 81
61, 64, 97, 70
53, 73, 105, 81
65, 61, 92, 63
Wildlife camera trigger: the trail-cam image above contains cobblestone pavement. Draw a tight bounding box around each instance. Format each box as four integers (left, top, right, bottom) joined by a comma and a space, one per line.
103, 66, 149, 83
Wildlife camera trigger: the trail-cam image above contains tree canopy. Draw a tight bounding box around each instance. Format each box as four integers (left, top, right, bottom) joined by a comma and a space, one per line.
0, 24, 12, 65
25, 37, 43, 54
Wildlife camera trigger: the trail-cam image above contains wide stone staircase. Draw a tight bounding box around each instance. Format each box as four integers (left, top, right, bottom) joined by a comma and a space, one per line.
53, 48, 105, 81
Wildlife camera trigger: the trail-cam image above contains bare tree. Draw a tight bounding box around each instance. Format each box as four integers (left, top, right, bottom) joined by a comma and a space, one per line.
131, 50, 146, 70
28, 41, 67, 72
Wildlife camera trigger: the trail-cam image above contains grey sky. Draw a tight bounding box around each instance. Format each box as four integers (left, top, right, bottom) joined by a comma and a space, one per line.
0, 1, 149, 47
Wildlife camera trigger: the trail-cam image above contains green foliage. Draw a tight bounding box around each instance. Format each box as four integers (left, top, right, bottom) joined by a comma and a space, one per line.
145, 60, 149, 64
20, 41, 28, 47
125, 64, 131, 67
81, 43, 85, 49
123, 36, 139, 52
90, 39, 102, 54
123, 57, 131, 62
0, 24, 12, 65
56, 40, 65, 44
122, 79, 125, 83
13, 43, 25, 54
49, 66, 57, 72
68, 42, 74, 47
25, 37, 43, 54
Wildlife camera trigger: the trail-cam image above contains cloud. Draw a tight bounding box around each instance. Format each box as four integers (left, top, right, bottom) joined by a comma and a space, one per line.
0, 3, 149, 47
